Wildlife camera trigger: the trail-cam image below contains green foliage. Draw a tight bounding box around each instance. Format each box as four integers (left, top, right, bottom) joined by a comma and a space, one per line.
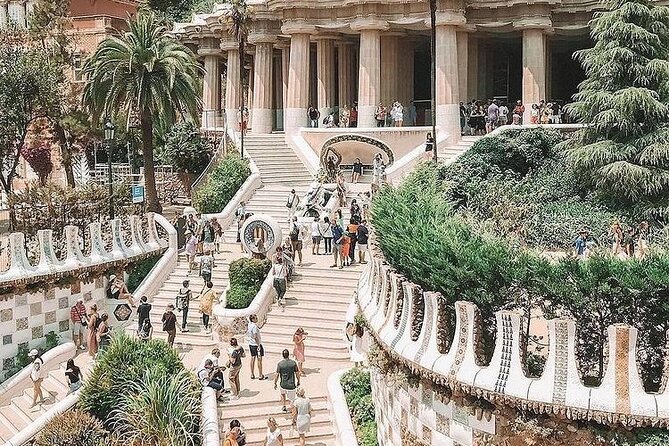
226, 257, 271, 309
110, 368, 201, 446
357, 421, 378, 446
340, 368, 377, 446
45, 331, 60, 350
564, 0, 669, 204
79, 332, 186, 424
127, 254, 162, 292
147, 0, 216, 23
33, 409, 108, 446
160, 121, 212, 175
193, 153, 250, 213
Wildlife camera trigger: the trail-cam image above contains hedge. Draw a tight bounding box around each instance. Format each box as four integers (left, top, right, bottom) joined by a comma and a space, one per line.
340, 368, 378, 446
193, 152, 251, 214
225, 257, 271, 309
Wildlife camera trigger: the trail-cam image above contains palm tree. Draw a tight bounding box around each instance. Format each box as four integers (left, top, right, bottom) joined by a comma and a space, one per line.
222, 0, 250, 157
82, 11, 202, 213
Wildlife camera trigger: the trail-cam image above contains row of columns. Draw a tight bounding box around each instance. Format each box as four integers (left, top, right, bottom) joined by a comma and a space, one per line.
0, 0, 35, 29
200, 22, 548, 138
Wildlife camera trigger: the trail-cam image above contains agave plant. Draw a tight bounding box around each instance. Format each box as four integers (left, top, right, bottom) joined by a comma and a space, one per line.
33, 409, 108, 446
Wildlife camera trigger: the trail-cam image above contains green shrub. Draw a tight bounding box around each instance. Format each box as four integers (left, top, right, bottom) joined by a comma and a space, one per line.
193, 153, 250, 213
160, 121, 212, 175
353, 394, 375, 424
357, 421, 378, 446
33, 409, 109, 446
225, 257, 271, 309
341, 368, 377, 446
126, 254, 162, 292
79, 332, 185, 425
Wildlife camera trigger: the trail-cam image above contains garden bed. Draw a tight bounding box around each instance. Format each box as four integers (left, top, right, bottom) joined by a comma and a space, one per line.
340, 368, 377, 446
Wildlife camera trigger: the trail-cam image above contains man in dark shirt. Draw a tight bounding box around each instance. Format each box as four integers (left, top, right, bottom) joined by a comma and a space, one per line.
137, 295, 152, 330
356, 220, 370, 264
273, 349, 300, 412
162, 304, 177, 348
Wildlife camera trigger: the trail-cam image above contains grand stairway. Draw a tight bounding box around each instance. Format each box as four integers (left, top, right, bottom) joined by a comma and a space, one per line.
437, 135, 480, 164
242, 133, 313, 185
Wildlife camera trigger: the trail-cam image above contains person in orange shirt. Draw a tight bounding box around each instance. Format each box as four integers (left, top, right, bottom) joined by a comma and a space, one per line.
223, 427, 241, 446
338, 231, 351, 267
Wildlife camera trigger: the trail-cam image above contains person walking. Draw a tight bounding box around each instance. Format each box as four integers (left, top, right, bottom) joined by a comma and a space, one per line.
162, 304, 178, 348
372, 153, 383, 185
330, 218, 344, 268
351, 158, 363, 183
350, 200, 361, 223
200, 249, 215, 284
338, 229, 351, 268
292, 387, 313, 446
87, 303, 99, 357
346, 218, 360, 265
310, 216, 322, 255
28, 349, 44, 409
65, 358, 83, 394
97, 312, 111, 352
356, 220, 369, 264
286, 189, 300, 222
227, 337, 245, 399
273, 349, 300, 412
272, 256, 288, 308
264, 417, 284, 446
70, 299, 87, 351
293, 328, 307, 377
211, 217, 224, 253
184, 230, 198, 275
137, 295, 152, 331
199, 281, 218, 333
247, 314, 265, 380
307, 105, 320, 128
374, 102, 386, 127
321, 216, 333, 255
289, 217, 304, 266
176, 280, 192, 332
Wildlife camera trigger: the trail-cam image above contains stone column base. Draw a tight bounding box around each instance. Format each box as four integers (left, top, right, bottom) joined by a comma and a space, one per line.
357, 105, 377, 128
225, 108, 239, 134
284, 108, 308, 133
252, 108, 274, 134
436, 103, 461, 145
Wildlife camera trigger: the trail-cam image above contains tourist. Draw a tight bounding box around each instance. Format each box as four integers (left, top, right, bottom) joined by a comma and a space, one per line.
292, 387, 312, 446
391, 101, 404, 127
186, 213, 198, 236
239, 107, 249, 136
223, 426, 241, 446
201, 219, 216, 254
372, 153, 383, 184
293, 327, 307, 377
425, 132, 434, 154
87, 303, 99, 357
320, 216, 333, 255
286, 189, 300, 222
107, 274, 135, 307
348, 323, 367, 367
323, 112, 335, 128
236, 201, 246, 223
623, 227, 637, 258
338, 229, 351, 268
70, 298, 87, 351
176, 279, 192, 332
97, 312, 111, 352
513, 100, 524, 124
357, 220, 369, 264
247, 314, 265, 380
340, 104, 350, 128
336, 171, 347, 206
572, 229, 589, 259
405, 100, 417, 126
200, 348, 228, 392
137, 295, 151, 330
274, 349, 300, 412
637, 221, 650, 259
162, 304, 177, 347
199, 281, 218, 333
331, 217, 344, 268
211, 217, 224, 253
265, 417, 284, 446
350, 200, 361, 223
498, 102, 509, 126
28, 349, 44, 409
610, 222, 625, 258
237, 213, 248, 253
530, 104, 539, 124
290, 216, 304, 266
541, 103, 552, 124
198, 358, 224, 400
351, 157, 363, 183
137, 318, 153, 341
486, 99, 499, 133
65, 358, 83, 394
228, 337, 245, 399
459, 102, 468, 134
307, 105, 320, 128
374, 102, 386, 127
272, 255, 288, 308
228, 420, 247, 445
347, 217, 359, 264
350, 103, 358, 127
200, 249, 215, 284
184, 230, 198, 274
310, 216, 322, 255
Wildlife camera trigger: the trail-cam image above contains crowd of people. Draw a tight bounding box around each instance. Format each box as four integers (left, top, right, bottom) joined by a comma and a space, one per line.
571, 221, 651, 260
308, 100, 419, 128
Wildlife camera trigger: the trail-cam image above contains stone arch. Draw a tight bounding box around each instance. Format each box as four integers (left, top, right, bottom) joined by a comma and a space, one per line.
319, 134, 395, 169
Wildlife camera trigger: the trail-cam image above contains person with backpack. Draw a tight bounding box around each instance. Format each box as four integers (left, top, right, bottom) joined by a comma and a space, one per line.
356, 220, 370, 264
201, 219, 216, 253
330, 218, 344, 269
70, 299, 88, 351
162, 304, 178, 348
286, 189, 300, 222
289, 216, 304, 266
176, 280, 192, 333
227, 337, 245, 399
199, 249, 215, 284
97, 312, 111, 352
137, 295, 152, 331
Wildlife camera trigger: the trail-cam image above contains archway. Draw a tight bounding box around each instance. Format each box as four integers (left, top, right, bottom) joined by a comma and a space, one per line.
319, 134, 395, 170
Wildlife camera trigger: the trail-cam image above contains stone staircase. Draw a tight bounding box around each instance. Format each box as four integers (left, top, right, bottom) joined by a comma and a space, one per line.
0, 353, 91, 443
437, 135, 480, 164
242, 133, 313, 186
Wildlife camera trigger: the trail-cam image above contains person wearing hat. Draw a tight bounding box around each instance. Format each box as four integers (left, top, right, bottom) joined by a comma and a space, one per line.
107, 274, 136, 307
70, 298, 88, 351
286, 189, 300, 222
162, 304, 178, 347
28, 349, 44, 409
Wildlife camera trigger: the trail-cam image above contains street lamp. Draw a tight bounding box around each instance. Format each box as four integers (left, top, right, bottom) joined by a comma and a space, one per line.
429, 0, 438, 163
104, 118, 116, 220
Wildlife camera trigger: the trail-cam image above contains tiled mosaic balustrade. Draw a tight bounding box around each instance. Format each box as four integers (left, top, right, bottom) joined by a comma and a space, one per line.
357, 251, 669, 444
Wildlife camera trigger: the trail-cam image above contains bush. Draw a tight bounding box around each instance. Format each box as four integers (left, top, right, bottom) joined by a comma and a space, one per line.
126, 254, 162, 292
33, 409, 108, 446
193, 152, 250, 213
357, 421, 378, 446
160, 121, 212, 175
79, 332, 185, 424
340, 368, 377, 446
226, 257, 271, 309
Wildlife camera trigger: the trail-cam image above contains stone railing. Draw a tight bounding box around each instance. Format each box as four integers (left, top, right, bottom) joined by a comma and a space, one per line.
357, 248, 669, 428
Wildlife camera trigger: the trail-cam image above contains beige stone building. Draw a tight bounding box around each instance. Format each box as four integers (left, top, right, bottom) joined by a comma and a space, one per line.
174, 0, 598, 139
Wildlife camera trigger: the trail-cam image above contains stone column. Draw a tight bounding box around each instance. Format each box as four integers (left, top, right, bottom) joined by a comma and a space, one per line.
0, 2, 8, 29
380, 35, 399, 106
457, 31, 468, 106
467, 35, 478, 100
316, 37, 336, 121
282, 23, 315, 132
353, 19, 387, 128
251, 39, 275, 134
199, 49, 221, 129
281, 45, 290, 116
16, 0, 25, 27
435, 21, 461, 142
337, 42, 353, 108
522, 28, 547, 122
223, 43, 242, 132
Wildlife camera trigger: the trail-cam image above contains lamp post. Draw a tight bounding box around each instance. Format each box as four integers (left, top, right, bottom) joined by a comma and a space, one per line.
430, 0, 438, 163
104, 118, 116, 220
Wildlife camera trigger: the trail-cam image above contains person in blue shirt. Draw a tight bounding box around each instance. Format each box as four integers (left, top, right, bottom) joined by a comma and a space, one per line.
330, 220, 344, 269
572, 229, 589, 259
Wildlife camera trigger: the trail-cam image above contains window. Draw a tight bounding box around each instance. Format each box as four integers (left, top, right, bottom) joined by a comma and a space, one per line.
72, 54, 84, 82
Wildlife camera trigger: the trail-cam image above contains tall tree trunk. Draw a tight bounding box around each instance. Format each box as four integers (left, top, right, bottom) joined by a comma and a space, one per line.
239, 39, 245, 157
53, 121, 75, 188
141, 112, 162, 214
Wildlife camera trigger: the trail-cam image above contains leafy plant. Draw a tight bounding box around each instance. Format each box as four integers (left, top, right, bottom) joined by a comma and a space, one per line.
340, 368, 377, 446
33, 409, 109, 446
21, 143, 54, 185
126, 254, 162, 292
193, 152, 251, 213
225, 257, 271, 309
160, 121, 212, 175
45, 331, 59, 350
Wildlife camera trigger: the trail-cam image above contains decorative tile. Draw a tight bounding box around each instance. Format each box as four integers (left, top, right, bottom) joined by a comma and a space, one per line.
58, 297, 69, 310
16, 295, 27, 306
493, 314, 513, 394
436, 413, 450, 435
83, 291, 92, 302
615, 327, 631, 414
401, 408, 408, 429
44, 288, 55, 300
552, 320, 569, 405
95, 277, 103, 288
421, 386, 433, 407
32, 326, 43, 340
410, 396, 419, 417
44, 311, 57, 325
452, 405, 469, 426
2, 334, 11, 345
70, 280, 81, 294
422, 425, 432, 442
414, 292, 434, 363
30, 302, 42, 316
0, 308, 12, 322
59, 320, 70, 333
16, 317, 29, 331
450, 305, 469, 378
3, 357, 14, 371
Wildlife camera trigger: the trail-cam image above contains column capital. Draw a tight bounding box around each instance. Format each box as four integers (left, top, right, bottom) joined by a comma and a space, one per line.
513, 17, 553, 31
312, 34, 340, 41
248, 33, 278, 45
197, 48, 222, 57
220, 39, 240, 52
281, 20, 317, 35
350, 18, 389, 32
426, 10, 466, 27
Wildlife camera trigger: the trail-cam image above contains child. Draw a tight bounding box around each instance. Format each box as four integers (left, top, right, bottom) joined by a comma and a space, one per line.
338, 231, 351, 268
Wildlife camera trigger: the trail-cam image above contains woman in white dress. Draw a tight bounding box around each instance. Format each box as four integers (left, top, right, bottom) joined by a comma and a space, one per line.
292, 387, 312, 446
348, 323, 367, 367
264, 417, 283, 446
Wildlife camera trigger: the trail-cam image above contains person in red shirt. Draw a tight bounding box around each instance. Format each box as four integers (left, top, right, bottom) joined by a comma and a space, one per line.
69, 299, 88, 351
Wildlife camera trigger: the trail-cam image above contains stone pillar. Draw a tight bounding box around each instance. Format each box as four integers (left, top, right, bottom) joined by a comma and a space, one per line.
337, 42, 353, 108
457, 31, 468, 106
223, 44, 242, 132
435, 23, 460, 142
0, 2, 8, 29
316, 37, 336, 120
282, 23, 314, 132
467, 35, 478, 101
251, 40, 275, 134
353, 20, 387, 128
281, 45, 290, 116
199, 49, 221, 129
16, 0, 25, 27
380, 35, 399, 106
522, 29, 547, 122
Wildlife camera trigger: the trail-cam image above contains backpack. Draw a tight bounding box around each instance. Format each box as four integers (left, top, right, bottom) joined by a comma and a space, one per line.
289, 225, 299, 241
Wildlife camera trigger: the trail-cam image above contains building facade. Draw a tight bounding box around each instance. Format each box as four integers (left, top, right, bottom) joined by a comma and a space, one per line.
174, 0, 599, 139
